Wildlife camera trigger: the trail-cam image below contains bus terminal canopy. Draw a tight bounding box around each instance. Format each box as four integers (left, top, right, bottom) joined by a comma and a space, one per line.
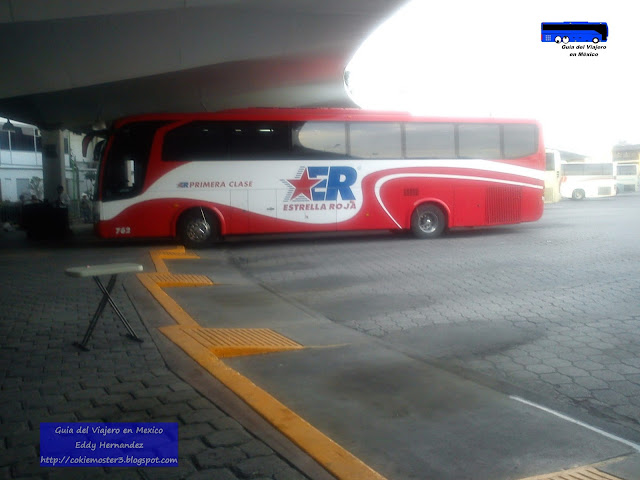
0, 0, 404, 133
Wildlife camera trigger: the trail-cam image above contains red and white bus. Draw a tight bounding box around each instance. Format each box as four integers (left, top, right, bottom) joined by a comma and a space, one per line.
94, 108, 545, 247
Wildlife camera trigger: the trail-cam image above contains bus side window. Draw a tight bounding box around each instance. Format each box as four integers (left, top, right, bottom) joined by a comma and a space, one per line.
504, 124, 538, 158
162, 122, 227, 161
405, 123, 455, 159
458, 124, 501, 159
349, 122, 401, 159
292, 122, 347, 158
230, 122, 290, 159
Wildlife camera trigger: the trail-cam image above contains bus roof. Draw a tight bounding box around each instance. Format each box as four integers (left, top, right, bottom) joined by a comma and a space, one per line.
112, 108, 540, 130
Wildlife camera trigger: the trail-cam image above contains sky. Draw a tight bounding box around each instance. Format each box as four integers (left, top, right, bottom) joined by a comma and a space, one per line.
345, 0, 640, 159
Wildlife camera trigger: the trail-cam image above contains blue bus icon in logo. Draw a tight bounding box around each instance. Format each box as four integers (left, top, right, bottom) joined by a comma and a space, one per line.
541, 22, 608, 44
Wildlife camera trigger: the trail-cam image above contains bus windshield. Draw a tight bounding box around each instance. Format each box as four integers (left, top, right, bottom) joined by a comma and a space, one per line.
616, 163, 639, 193
101, 122, 167, 201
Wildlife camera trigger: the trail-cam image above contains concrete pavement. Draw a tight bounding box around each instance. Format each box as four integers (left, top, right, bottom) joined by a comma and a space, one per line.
160, 250, 640, 480
2, 218, 640, 479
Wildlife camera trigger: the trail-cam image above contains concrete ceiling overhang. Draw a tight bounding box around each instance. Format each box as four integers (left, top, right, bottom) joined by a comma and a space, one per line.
0, 0, 405, 132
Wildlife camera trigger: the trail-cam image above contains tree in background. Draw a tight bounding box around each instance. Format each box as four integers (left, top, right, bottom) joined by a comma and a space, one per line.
84, 171, 96, 199
28, 177, 44, 200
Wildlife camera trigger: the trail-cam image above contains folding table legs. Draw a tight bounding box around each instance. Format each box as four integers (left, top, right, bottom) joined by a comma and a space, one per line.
73, 274, 143, 351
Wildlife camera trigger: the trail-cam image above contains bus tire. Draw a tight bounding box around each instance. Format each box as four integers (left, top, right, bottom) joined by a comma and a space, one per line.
572, 189, 585, 200
410, 204, 446, 239
178, 208, 218, 248
593, 37, 599, 43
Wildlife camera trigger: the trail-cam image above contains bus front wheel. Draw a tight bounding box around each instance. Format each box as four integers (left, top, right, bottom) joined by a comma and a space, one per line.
178, 208, 218, 248
410, 204, 446, 239
572, 189, 586, 200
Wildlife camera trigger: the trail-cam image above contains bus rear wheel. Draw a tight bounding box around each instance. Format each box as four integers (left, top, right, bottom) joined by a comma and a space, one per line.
572, 189, 585, 200
410, 204, 446, 239
178, 208, 218, 248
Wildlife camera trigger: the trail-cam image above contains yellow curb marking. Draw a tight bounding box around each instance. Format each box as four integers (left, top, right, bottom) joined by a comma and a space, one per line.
176, 327, 304, 358
517, 464, 623, 480
160, 324, 387, 480
137, 248, 214, 327
150, 246, 199, 273
137, 272, 200, 327
139, 248, 388, 480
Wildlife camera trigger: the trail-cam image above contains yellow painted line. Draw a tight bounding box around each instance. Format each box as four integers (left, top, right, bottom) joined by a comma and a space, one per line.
160, 325, 387, 480
139, 249, 213, 324
517, 464, 623, 480
150, 246, 199, 273
138, 247, 386, 479
178, 327, 304, 358
137, 273, 199, 327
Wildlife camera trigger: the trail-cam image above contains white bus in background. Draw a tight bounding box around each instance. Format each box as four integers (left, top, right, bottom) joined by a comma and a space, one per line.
560, 162, 617, 200
615, 163, 639, 193
544, 149, 561, 202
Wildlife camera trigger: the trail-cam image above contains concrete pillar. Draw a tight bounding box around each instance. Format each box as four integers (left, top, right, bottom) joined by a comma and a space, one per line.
41, 130, 66, 203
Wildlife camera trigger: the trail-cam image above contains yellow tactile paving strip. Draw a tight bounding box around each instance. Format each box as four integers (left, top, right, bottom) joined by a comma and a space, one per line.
139, 247, 387, 480
518, 465, 623, 480
178, 327, 304, 358
145, 272, 214, 288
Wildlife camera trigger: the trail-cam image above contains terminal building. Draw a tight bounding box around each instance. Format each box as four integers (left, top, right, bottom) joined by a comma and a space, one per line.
613, 143, 640, 162
0, 118, 97, 203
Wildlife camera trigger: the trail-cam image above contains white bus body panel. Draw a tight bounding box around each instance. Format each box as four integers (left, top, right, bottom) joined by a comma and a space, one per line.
560, 177, 617, 199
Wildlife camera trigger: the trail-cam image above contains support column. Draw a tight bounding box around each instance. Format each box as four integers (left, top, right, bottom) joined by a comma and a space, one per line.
41, 130, 66, 203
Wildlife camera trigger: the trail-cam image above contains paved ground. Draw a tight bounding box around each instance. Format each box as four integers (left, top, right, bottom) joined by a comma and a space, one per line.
2, 192, 640, 479
215, 193, 640, 444
0, 229, 317, 480
156, 192, 640, 479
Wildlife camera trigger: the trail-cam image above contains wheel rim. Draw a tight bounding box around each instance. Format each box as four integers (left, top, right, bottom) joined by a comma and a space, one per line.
418, 212, 438, 233
186, 219, 211, 243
